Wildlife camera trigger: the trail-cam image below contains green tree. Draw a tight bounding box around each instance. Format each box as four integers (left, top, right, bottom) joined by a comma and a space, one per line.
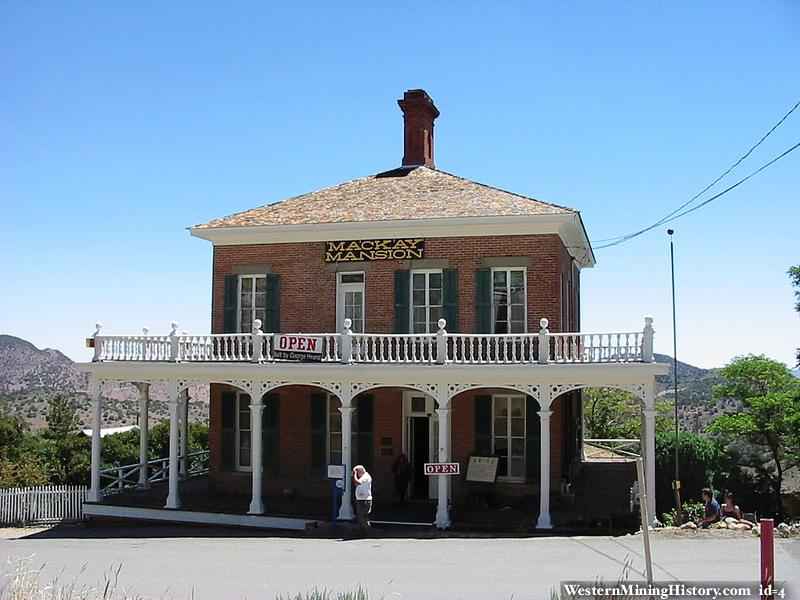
583, 387, 672, 439
789, 264, 800, 314
0, 414, 29, 461
44, 394, 80, 439
708, 355, 800, 517
790, 264, 800, 366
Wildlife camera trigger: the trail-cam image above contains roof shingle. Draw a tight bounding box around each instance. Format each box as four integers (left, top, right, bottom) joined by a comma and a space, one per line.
192, 167, 575, 229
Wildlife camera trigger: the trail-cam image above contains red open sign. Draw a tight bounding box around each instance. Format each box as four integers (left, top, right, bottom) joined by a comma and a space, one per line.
423, 462, 460, 475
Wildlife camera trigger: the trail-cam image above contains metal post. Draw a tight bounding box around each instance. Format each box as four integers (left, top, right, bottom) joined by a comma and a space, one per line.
636, 457, 654, 585
760, 519, 774, 599
668, 229, 683, 524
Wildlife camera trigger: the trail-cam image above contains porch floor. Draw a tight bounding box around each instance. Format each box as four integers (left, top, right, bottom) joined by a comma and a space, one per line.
91, 464, 639, 533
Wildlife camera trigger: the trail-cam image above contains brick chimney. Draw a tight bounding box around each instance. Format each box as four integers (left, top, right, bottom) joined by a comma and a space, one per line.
398, 89, 440, 169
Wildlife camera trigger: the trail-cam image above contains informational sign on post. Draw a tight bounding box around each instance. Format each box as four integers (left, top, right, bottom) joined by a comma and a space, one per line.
423, 462, 460, 475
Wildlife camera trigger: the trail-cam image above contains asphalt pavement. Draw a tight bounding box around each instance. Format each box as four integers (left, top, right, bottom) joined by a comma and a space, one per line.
0, 523, 797, 600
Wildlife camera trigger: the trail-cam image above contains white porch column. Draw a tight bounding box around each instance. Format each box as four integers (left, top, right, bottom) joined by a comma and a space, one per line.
643, 407, 658, 525
338, 398, 355, 520
248, 393, 265, 515
435, 402, 452, 528
179, 390, 189, 478
87, 381, 103, 503
536, 409, 554, 529
165, 382, 181, 509
137, 383, 150, 488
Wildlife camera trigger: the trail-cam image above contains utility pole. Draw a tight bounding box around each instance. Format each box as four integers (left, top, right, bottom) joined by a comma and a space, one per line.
668, 229, 683, 524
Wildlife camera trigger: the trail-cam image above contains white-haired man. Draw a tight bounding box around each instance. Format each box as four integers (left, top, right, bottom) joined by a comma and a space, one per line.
353, 464, 373, 534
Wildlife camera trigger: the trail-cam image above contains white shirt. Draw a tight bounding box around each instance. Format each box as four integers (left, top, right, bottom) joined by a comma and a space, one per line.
355, 472, 372, 501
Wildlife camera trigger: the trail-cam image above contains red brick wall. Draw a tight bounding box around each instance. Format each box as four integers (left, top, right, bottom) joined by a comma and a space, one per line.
209, 383, 570, 504
211, 234, 571, 335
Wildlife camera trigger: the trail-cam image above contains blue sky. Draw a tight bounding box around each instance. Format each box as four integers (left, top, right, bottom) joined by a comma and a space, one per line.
1, 2, 798, 369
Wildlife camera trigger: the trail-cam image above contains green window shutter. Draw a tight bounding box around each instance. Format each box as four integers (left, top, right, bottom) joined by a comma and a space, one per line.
394, 270, 410, 333
263, 274, 280, 333
442, 268, 459, 333
223, 275, 239, 333
525, 396, 542, 482
310, 393, 327, 473
475, 268, 492, 333
474, 394, 492, 455
220, 391, 237, 470
262, 393, 280, 474
356, 394, 374, 471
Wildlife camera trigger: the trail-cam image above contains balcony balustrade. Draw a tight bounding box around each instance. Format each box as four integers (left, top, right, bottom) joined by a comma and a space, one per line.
88, 317, 655, 366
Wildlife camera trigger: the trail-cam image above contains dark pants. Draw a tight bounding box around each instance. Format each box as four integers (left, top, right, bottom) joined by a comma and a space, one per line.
356, 499, 372, 533
394, 477, 408, 503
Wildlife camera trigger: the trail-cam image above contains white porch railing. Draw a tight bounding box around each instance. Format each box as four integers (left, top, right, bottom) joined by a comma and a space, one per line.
99, 450, 210, 493
584, 438, 642, 460
0, 485, 87, 525
89, 316, 655, 366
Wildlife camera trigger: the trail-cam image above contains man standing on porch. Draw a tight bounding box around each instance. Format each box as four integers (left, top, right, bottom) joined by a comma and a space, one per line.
353, 465, 372, 534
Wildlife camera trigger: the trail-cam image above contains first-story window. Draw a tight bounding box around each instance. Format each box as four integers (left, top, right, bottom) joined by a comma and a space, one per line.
239, 275, 267, 333
236, 393, 252, 470
493, 394, 526, 481
492, 268, 526, 333
411, 270, 443, 333
327, 395, 358, 466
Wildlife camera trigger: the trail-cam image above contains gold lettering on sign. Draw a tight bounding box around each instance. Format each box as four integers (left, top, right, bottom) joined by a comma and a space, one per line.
324, 238, 425, 262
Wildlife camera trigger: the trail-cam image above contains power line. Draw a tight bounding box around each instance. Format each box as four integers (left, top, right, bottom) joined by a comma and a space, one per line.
592, 98, 800, 247
594, 140, 800, 249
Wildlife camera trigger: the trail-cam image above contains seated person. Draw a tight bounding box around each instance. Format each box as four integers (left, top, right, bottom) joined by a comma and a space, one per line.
721, 491, 742, 520
695, 487, 721, 528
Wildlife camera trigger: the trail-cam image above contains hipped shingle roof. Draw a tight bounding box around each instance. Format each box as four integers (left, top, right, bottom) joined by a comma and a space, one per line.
193, 166, 575, 230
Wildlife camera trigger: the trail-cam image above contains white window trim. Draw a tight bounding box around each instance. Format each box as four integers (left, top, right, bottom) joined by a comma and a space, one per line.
335, 271, 366, 333
236, 274, 267, 333
492, 393, 526, 483
409, 268, 444, 334
326, 394, 357, 467
235, 392, 253, 472
490, 267, 528, 334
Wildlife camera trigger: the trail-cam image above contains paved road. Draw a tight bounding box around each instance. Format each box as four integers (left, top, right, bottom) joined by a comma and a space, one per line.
1, 524, 797, 599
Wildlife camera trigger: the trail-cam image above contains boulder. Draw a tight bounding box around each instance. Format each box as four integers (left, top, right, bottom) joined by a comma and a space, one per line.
680, 522, 698, 530
724, 517, 739, 525
712, 520, 728, 529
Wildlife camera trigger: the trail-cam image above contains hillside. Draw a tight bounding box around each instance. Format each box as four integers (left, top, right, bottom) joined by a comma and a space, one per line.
653, 353, 737, 432
0, 335, 208, 429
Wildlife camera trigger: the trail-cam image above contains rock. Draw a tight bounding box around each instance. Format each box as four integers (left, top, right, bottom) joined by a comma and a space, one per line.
712, 520, 727, 529
751, 526, 761, 537
680, 522, 697, 530
724, 517, 739, 525
777, 522, 791, 537
733, 523, 750, 531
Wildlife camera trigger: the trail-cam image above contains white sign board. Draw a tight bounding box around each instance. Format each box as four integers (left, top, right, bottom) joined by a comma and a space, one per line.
423, 462, 460, 475
274, 335, 324, 362
327, 464, 346, 479
466, 456, 499, 483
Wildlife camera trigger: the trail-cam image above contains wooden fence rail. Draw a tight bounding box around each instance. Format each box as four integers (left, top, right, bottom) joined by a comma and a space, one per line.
0, 485, 87, 526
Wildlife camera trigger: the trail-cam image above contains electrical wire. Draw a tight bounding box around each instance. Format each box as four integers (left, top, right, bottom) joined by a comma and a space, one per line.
594, 140, 800, 249
592, 98, 800, 248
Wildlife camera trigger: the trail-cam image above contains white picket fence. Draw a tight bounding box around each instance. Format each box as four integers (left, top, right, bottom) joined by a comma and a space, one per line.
0, 485, 88, 526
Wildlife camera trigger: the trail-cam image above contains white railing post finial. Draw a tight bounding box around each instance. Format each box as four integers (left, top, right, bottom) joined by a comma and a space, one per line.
436, 318, 448, 365
169, 321, 180, 362
251, 319, 264, 363
642, 316, 654, 362
538, 318, 550, 364
340, 318, 353, 364
91, 322, 103, 362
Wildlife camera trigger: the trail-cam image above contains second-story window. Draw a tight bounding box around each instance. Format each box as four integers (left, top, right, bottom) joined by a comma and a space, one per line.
410, 270, 443, 333
239, 275, 267, 333
492, 268, 526, 333
336, 272, 365, 333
